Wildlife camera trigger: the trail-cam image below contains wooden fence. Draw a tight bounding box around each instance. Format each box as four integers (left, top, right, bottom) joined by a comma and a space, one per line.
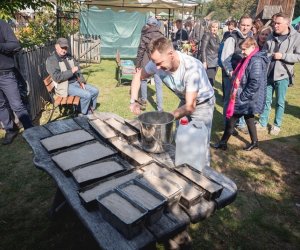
12, 35, 101, 122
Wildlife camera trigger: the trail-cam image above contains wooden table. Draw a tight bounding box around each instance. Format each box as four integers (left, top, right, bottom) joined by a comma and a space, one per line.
23, 113, 237, 249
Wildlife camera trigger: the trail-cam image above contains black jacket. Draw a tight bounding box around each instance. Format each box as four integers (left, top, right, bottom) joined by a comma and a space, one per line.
0, 19, 21, 71
234, 50, 269, 115
136, 25, 164, 68
199, 31, 220, 68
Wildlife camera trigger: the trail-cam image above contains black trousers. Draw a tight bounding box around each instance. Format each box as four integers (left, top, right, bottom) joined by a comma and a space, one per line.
221, 114, 257, 143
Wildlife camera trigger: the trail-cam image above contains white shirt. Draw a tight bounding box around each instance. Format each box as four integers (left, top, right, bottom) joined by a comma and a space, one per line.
145, 51, 214, 103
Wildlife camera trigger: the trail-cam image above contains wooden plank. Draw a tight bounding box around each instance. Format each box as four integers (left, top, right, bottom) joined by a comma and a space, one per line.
73, 96, 80, 105
54, 96, 63, 106
67, 95, 75, 104
60, 97, 68, 105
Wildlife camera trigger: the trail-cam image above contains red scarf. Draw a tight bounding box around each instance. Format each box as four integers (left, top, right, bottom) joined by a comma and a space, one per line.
226, 47, 259, 119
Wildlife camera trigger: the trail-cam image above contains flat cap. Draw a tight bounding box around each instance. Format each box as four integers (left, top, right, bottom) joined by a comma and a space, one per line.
56, 37, 69, 48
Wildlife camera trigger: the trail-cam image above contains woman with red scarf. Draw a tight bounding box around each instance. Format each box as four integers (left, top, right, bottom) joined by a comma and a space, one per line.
212, 37, 269, 151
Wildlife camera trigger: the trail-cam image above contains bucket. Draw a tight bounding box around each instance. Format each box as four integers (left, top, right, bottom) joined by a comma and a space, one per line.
138, 111, 175, 153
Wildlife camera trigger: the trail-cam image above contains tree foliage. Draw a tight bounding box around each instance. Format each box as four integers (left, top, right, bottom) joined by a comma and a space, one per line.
205, 0, 258, 21
0, 0, 53, 20
294, 0, 300, 19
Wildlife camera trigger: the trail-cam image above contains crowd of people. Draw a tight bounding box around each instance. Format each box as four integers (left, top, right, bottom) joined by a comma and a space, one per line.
130, 12, 300, 159
1, 12, 299, 164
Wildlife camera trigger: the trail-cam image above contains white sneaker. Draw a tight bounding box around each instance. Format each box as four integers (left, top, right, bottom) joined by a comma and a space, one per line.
270, 125, 280, 135
255, 123, 267, 131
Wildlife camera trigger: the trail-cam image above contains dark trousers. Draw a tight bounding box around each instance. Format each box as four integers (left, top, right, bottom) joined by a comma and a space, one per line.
221, 114, 257, 143
206, 67, 217, 86
0, 71, 32, 131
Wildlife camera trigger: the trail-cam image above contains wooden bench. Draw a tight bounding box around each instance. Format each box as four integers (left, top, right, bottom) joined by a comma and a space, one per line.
116, 50, 136, 87
43, 75, 80, 123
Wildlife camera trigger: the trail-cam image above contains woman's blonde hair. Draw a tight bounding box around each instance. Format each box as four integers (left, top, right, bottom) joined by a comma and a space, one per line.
259, 26, 272, 35
208, 20, 219, 30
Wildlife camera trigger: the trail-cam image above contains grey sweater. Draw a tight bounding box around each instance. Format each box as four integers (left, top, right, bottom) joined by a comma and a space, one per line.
265, 26, 300, 81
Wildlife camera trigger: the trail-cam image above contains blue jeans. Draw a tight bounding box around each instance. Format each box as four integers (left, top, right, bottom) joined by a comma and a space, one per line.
141, 74, 163, 111
68, 81, 99, 115
0, 72, 32, 131
259, 78, 289, 128
223, 76, 246, 128
178, 96, 215, 168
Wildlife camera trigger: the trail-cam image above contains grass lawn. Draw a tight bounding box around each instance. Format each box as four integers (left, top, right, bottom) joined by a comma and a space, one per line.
0, 60, 299, 250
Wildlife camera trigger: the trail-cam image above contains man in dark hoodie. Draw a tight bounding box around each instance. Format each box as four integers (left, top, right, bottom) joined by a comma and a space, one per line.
136, 17, 164, 111
257, 12, 300, 135
0, 19, 33, 145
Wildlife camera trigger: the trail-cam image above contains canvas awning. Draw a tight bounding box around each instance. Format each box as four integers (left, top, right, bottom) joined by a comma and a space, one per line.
84, 0, 199, 12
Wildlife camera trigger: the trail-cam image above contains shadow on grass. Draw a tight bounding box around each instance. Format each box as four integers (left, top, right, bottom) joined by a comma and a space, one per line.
190, 134, 300, 249
285, 101, 300, 119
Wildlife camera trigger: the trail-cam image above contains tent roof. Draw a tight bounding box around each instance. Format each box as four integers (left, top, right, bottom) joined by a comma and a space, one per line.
84, 0, 199, 11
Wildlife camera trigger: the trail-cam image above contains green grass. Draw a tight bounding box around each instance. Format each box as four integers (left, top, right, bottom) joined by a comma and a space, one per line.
0, 60, 299, 250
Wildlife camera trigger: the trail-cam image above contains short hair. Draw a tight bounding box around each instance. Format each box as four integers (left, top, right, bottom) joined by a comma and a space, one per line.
274, 12, 290, 23
239, 37, 258, 49
176, 19, 183, 24
148, 37, 173, 54
208, 20, 219, 30
259, 26, 272, 35
239, 14, 253, 23
227, 20, 237, 27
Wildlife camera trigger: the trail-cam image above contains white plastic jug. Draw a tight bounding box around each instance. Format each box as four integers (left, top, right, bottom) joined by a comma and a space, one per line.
175, 117, 208, 172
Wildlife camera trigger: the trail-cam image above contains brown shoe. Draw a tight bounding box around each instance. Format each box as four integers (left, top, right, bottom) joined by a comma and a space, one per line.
2, 130, 19, 145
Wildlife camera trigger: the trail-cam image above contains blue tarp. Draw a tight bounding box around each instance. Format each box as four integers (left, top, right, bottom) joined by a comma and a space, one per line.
80, 8, 147, 58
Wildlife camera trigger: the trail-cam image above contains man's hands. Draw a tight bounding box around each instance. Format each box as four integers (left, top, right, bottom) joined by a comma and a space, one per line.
72, 66, 79, 74
80, 82, 86, 89
129, 102, 142, 115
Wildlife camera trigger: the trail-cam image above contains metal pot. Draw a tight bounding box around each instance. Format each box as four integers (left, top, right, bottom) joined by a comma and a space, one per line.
138, 111, 175, 153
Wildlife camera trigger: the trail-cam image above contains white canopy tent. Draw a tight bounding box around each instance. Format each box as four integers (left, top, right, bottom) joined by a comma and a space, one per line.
83, 0, 200, 13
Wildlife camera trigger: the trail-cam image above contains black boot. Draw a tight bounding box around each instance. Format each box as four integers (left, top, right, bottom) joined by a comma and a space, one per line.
243, 141, 258, 151
2, 129, 19, 145
211, 141, 227, 150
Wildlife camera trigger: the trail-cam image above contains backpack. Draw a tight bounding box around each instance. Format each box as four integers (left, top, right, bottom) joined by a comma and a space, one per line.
217, 31, 231, 68
217, 30, 242, 69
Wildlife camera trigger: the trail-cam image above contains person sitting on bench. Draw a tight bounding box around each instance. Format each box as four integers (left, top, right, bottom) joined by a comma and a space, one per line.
46, 37, 99, 115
